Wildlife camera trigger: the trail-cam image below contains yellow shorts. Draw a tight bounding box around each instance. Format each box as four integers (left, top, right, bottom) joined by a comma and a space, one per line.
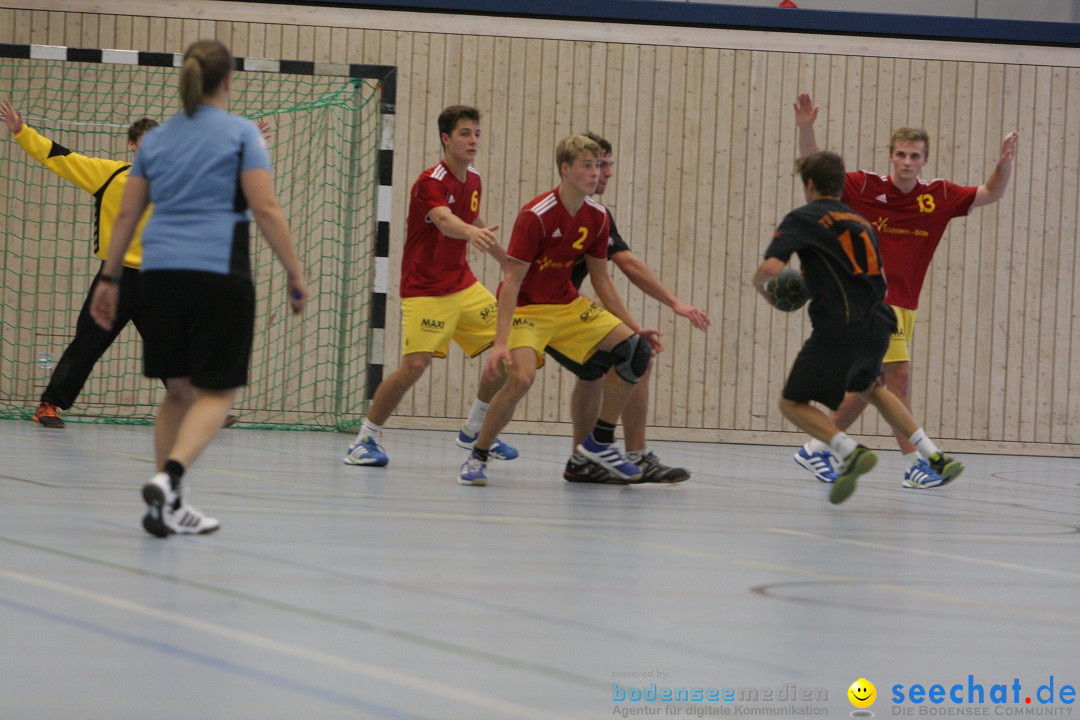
883, 305, 915, 364
508, 295, 624, 368
400, 282, 498, 358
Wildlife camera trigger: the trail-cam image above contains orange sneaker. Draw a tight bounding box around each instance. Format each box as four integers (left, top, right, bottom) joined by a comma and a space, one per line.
32, 401, 65, 429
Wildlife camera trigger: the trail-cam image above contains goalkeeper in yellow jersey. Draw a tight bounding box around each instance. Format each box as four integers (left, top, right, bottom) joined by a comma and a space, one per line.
1, 100, 247, 429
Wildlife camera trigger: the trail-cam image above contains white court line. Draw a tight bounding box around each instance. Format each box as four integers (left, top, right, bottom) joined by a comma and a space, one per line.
768, 528, 1080, 581
0, 570, 566, 720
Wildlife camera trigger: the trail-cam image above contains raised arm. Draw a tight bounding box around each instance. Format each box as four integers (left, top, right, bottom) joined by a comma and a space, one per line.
971, 132, 1019, 209
793, 92, 821, 158
611, 250, 710, 331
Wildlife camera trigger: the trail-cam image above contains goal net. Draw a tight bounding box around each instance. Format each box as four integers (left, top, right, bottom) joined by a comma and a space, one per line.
0, 55, 382, 429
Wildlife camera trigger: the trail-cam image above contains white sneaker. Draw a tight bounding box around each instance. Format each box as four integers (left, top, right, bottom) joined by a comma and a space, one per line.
141, 472, 220, 537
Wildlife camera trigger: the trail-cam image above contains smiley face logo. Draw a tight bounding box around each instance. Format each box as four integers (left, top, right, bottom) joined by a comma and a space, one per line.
848, 678, 876, 709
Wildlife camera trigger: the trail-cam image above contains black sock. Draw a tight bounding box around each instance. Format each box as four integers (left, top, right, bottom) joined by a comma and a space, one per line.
592, 419, 616, 445
163, 459, 185, 492
471, 448, 490, 463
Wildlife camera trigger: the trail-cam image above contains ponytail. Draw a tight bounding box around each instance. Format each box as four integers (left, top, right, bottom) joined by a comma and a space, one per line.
180, 54, 203, 117
179, 39, 234, 117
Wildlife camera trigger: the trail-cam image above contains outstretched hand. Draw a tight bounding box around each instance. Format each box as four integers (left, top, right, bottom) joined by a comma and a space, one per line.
792, 93, 818, 128
672, 301, 710, 331
0, 101, 24, 134
1000, 131, 1019, 162
465, 224, 500, 253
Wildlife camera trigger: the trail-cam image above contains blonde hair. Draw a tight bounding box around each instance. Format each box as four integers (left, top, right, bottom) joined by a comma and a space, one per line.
180, 39, 233, 117
889, 127, 930, 156
555, 135, 601, 176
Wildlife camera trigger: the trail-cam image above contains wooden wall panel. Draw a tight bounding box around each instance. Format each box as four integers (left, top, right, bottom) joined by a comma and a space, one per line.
2, 2, 1079, 454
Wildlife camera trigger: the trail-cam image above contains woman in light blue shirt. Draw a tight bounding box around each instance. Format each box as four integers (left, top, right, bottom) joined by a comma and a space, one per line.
91, 39, 307, 538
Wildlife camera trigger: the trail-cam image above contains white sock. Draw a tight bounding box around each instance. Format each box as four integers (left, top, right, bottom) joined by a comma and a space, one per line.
356, 418, 382, 443
908, 429, 940, 459
901, 450, 920, 467
828, 432, 858, 459
462, 399, 490, 436
806, 438, 830, 454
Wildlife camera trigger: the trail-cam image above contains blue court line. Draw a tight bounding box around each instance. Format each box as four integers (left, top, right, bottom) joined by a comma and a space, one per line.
0, 595, 430, 720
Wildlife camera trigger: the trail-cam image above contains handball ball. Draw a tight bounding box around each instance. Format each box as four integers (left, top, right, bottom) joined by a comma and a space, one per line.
765, 268, 809, 312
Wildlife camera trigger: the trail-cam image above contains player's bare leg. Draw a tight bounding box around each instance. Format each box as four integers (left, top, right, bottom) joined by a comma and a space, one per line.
366, 352, 432, 425
343, 352, 431, 467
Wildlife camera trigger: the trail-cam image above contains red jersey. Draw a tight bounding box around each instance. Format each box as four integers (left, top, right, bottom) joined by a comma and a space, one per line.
507, 188, 609, 306
843, 171, 978, 310
400, 161, 482, 298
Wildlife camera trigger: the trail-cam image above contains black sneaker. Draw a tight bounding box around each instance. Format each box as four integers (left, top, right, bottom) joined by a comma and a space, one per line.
829, 445, 878, 505
563, 452, 634, 485
628, 450, 689, 483
927, 452, 964, 486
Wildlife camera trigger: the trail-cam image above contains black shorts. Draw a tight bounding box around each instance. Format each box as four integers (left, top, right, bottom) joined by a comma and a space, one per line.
140, 270, 255, 389
544, 345, 614, 381
783, 309, 895, 411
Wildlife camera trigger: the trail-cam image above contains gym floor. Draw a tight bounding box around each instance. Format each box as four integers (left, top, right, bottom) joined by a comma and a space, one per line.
1, 419, 1077, 719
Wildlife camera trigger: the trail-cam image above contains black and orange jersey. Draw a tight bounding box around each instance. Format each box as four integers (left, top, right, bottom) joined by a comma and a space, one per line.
13, 124, 150, 268
766, 198, 890, 334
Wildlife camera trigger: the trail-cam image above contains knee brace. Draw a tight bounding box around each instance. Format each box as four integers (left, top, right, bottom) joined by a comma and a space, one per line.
609, 333, 652, 384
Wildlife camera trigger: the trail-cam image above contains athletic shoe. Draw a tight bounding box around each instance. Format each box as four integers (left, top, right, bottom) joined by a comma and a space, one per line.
141, 472, 220, 537
576, 435, 642, 482
628, 450, 690, 483
458, 457, 488, 486
903, 454, 964, 489
564, 452, 632, 484
794, 446, 838, 484
222, 414, 239, 428
829, 445, 878, 505
343, 435, 388, 466
31, 401, 64, 429
455, 430, 520, 460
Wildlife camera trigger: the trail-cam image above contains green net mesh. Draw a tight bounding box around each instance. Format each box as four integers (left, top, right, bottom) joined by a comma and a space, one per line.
0, 58, 381, 430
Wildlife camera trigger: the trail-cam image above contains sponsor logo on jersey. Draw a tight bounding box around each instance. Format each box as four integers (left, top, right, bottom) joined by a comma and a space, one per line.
513, 316, 536, 329
536, 255, 576, 272
874, 217, 929, 237
421, 318, 446, 331
552, 228, 562, 238
876, 194, 888, 203
447, 194, 456, 204
579, 303, 605, 323
479, 302, 497, 323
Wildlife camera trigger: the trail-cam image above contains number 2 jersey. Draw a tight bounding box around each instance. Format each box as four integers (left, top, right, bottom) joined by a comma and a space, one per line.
506, 188, 610, 306
400, 161, 482, 298
842, 171, 978, 310
766, 198, 893, 336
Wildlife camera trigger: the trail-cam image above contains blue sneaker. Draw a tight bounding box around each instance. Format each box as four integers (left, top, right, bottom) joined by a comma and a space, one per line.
794, 446, 838, 484
455, 429, 519, 460
343, 435, 388, 466
576, 435, 642, 482
902, 455, 963, 489
458, 457, 488, 486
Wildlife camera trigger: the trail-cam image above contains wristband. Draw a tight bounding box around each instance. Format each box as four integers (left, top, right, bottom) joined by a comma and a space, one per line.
98, 274, 121, 285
